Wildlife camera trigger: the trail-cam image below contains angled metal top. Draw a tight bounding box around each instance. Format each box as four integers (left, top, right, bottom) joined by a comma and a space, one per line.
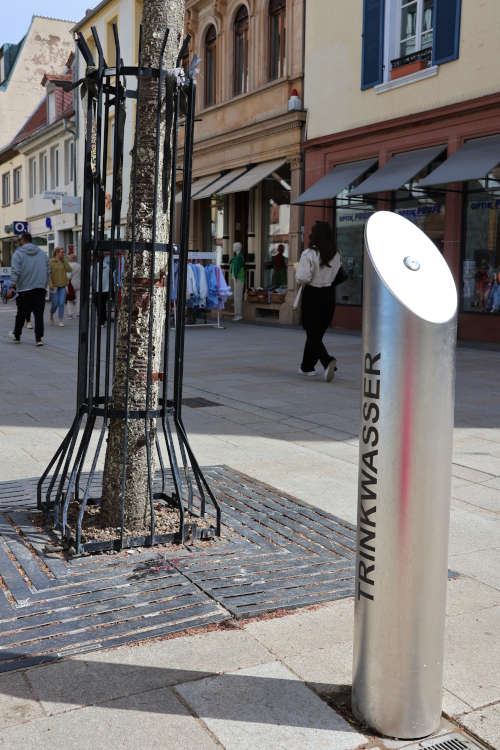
419, 133, 500, 186
292, 158, 377, 204
365, 210, 457, 324
350, 145, 445, 195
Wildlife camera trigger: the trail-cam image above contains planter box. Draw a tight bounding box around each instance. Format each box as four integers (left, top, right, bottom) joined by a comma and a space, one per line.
390, 60, 428, 79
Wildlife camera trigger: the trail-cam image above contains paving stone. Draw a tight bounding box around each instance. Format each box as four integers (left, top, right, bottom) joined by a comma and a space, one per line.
0, 686, 217, 749
458, 703, 500, 750
446, 577, 500, 617
452, 482, 500, 513
444, 606, 500, 708
0, 672, 44, 729
176, 660, 366, 750
449, 548, 500, 589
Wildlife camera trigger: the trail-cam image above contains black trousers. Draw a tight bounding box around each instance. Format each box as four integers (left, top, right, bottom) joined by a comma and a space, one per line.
14, 289, 46, 342
300, 285, 336, 371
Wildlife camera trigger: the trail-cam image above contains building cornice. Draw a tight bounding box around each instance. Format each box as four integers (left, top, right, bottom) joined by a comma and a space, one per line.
193, 110, 306, 158
16, 116, 74, 154
303, 91, 500, 151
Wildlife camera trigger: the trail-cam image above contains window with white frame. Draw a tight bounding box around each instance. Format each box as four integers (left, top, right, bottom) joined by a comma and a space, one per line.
50, 146, 59, 189
29, 157, 37, 198
13, 166, 22, 202
40, 152, 48, 192
399, 0, 433, 57
47, 90, 56, 123
2, 173, 10, 206
64, 139, 74, 185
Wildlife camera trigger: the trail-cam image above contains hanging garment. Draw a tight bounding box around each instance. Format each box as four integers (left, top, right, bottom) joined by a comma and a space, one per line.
205, 265, 219, 310
186, 263, 198, 303
215, 265, 232, 309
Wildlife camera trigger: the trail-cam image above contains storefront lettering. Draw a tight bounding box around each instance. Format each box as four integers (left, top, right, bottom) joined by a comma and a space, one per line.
357, 352, 381, 602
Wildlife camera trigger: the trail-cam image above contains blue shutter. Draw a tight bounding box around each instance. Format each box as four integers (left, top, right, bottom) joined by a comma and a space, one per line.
433, 0, 462, 65
361, 0, 385, 90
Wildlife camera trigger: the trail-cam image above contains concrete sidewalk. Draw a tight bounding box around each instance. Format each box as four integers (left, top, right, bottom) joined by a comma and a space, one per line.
0, 305, 499, 748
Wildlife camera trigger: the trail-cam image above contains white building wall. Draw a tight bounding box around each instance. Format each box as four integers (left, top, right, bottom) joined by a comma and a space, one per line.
0, 16, 73, 148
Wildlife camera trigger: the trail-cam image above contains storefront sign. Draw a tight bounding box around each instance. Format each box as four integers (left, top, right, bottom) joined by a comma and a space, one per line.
13, 221, 28, 235
43, 191, 66, 200
62, 196, 82, 213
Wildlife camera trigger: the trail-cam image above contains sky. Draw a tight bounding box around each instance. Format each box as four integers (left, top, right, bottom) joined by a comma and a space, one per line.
1, 0, 97, 44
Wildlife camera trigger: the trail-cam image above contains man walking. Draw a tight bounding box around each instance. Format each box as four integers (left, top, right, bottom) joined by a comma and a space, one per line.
8, 232, 49, 346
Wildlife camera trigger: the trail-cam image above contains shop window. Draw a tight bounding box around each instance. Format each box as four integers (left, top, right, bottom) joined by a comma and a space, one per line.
336, 192, 375, 306
204, 25, 217, 107
2, 173, 10, 206
463, 172, 500, 314
29, 158, 37, 198
261, 162, 291, 289
361, 0, 462, 89
13, 166, 22, 202
234, 5, 249, 96
269, 0, 286, 81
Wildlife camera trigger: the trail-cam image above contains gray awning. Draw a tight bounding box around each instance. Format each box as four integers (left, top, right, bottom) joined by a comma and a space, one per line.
194, 168, 247, 200
350, 145, 445, 195
292, 158, 377, 204
176, 173, 220, 203
218, 159, 287, 195
419, 134, 500, 186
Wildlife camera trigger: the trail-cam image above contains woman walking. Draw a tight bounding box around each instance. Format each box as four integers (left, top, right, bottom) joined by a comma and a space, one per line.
49, 247, 72, 326
295, 221, 343, 382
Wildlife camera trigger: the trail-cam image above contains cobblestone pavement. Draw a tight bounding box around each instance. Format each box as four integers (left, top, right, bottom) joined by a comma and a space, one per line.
0, 305, 499, 748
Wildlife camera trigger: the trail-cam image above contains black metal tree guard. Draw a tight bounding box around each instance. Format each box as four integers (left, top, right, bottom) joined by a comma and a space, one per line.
37, 25, 221, 554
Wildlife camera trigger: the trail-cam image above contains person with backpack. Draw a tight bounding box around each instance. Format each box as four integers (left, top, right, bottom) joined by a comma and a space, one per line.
8, 232, 49, 346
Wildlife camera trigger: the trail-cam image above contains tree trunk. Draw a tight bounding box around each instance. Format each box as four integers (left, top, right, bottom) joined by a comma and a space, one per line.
100, 0, 185, 530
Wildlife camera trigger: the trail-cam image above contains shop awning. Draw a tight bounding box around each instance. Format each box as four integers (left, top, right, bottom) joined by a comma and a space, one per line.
419, 134, 500, 186
218, 159, 287, 195
176, 173, 220, 203
292, 158, 377, 204
193, 168, 247, 200
350, 145, 445, 195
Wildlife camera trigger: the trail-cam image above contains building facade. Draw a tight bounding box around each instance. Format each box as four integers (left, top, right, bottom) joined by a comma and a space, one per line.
301, 0, 500, 343
182, 0, 306, 324
0, 16, 74, 149
0, 16, 75, 265
16, 73, 76, 257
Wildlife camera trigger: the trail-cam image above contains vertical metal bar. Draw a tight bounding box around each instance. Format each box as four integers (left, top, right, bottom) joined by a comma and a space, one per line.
173, 75, 196, 418
76, 33, 96, 413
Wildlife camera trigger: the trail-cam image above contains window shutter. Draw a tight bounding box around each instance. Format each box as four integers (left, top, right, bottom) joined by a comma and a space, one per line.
433, 0, 462, 65
361, 0, 385, 90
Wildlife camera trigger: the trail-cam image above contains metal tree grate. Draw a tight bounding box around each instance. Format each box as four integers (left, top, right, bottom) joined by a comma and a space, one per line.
403, 732, 486, 749
37, 24, 221, 553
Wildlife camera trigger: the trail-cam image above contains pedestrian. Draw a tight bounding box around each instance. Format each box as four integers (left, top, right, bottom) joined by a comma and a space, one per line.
271, 243, 287, 288
295, 221, 345, 382
93, 253, 110, 326
49, 247, 72, 327
8, 232, 49, 346
230, 241, 245, 321
67, 252, 81, 318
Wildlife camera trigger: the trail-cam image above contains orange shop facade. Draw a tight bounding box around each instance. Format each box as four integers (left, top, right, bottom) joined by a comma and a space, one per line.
299, 91, 500, 344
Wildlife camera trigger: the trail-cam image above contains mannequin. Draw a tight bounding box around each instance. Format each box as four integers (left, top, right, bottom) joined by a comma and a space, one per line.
230, 241, 245, 321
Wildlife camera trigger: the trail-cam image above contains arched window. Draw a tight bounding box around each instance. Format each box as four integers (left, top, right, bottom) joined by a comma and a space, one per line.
204, 25, 217, 107
233, 5, 249, 96
269, 0, 286, 80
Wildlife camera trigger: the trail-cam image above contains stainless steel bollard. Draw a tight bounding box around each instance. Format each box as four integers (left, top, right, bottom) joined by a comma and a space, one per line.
352, 211, 458, 740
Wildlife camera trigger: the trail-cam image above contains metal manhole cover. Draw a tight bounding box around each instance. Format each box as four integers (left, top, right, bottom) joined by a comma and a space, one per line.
182, 397, 220, 408
403, 732, 485, 749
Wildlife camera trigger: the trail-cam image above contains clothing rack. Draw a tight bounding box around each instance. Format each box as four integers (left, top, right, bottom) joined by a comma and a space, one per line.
172, 251, 225, 329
